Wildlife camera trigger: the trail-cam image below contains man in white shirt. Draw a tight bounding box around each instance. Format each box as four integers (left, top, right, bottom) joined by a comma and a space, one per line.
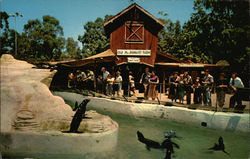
202, 70, 214, 106
101, 67, 110, 95
114, 71, 123, 96
229, 72, 244, 108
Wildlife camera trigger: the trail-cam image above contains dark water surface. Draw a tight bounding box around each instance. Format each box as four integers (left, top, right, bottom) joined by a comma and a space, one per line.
3, 99, 250, 159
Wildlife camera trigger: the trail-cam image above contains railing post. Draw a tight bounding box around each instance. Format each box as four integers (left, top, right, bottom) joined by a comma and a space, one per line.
160, 83, 162, 101
128, 83, 130, 97
163, 71, 166, 93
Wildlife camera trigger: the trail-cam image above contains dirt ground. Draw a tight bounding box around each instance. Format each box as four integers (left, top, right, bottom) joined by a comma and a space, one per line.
124, 90, 250, 110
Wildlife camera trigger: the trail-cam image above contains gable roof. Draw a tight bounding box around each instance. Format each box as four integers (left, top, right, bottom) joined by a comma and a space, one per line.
104, 3, 165, 28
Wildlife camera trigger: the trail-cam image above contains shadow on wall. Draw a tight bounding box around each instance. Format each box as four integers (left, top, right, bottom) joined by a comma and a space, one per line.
225, 116, 241, 131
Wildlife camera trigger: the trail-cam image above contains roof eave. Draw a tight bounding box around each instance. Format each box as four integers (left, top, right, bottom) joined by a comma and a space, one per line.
104, 3, 165, 28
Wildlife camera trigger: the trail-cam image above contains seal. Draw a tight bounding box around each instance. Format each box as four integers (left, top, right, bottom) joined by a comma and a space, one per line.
209, 136, 229, 155
137, 131, 161, 151
69, 99, 90, 133
161, 136, 179, 159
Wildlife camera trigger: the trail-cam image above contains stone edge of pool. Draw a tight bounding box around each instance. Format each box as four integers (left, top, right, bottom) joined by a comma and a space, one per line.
1, 127, 118, 155
53, 91, 250, 133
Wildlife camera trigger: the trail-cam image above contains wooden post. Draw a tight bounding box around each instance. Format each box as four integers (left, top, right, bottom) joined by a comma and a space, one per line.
163, 69, 165, 93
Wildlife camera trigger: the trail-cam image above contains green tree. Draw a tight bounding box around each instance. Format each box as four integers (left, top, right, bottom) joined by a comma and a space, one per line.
158, 12, 201, 61
78, 15, 112, 57
0, 11, 9, 30
183, 0, 249, 84
0, 11, 14, 55
62, 37, 82, 59
22, 15, 64, 60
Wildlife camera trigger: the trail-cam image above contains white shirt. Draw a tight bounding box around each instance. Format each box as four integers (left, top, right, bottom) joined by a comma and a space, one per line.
115, 75, 122, 84
129, 75, 135, 83
103, 71, 110, 80
229, 77, 244, 88
203, 74, 214, 84
107, 77, 114, 85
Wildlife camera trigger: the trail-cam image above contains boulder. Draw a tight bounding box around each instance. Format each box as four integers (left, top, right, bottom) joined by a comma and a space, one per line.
0, 54, 118, 155
0, 54, 118, 134
0, 54, 73, 132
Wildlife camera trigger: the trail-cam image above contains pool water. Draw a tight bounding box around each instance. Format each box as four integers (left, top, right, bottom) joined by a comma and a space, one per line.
92, 109, 249, 159
3, 101, 250, 159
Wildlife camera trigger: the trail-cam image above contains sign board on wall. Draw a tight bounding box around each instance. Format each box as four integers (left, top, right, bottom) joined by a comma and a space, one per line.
117, 49, 151, 56
127, 57, 140, 63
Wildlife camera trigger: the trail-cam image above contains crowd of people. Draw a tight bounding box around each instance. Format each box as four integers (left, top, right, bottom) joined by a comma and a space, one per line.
67, 68, 95, 91
67, 67, 245, 110
68, 67, 123, 96
167, 70, 244, 110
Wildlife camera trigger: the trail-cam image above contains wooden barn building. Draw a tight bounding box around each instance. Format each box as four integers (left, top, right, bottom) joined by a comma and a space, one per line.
51, 3, 226, 92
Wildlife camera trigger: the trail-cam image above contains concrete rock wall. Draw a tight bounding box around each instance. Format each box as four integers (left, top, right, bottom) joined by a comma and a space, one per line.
1, 54, 73, 132
54, 91, 249, 133
0, 54, 119, 155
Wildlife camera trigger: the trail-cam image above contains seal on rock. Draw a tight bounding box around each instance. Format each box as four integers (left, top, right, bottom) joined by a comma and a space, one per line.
69, 99, 90, 133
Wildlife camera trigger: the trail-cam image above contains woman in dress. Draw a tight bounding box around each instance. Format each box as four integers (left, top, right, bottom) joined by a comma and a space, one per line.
148, 71, 159, 100
176, 74, 185, 104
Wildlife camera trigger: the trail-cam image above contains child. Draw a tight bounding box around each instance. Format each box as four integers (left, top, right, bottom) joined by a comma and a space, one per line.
114, 71, 122, 96
193, 77, 202, 104
107, 74, 115, 96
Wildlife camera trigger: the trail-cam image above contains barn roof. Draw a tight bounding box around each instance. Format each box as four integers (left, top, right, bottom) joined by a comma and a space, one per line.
60, 49, 116, 67
84, 49, 115, 60
104, 3, 165, 29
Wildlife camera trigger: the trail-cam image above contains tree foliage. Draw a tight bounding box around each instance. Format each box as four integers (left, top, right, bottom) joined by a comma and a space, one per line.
0, 11, 14, 55
158, 12, 203, 62
61, 37, 82, 59
184, 0, 249, 84
21, 15, 65, 60
183, 0, 249, 65
78, 15, 112, 57
158, 0, 249, 84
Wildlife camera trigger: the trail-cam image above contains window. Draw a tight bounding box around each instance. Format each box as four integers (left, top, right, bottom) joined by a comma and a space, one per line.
125, 21, 144, 44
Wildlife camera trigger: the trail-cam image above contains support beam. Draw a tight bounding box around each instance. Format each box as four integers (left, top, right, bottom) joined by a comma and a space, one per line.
163, 70, 165, 93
